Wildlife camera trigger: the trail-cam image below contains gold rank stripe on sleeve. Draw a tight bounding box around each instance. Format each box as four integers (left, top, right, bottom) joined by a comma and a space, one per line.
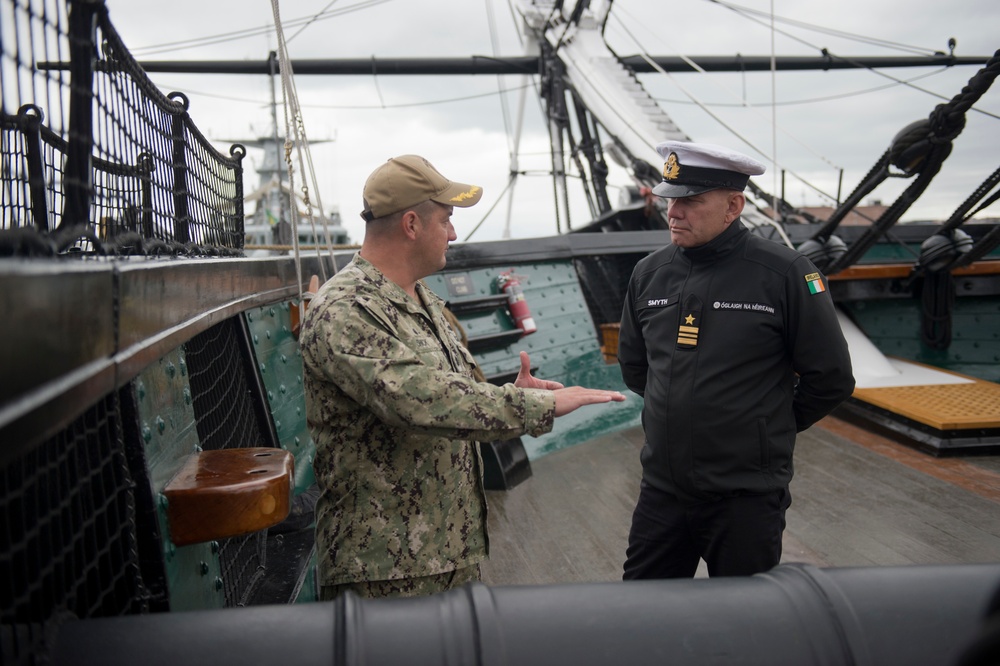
678, 300, 701, 349
677, 324, 699, 346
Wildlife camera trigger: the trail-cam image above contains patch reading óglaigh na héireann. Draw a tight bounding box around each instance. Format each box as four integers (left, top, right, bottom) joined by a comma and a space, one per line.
804, 272, 826, 295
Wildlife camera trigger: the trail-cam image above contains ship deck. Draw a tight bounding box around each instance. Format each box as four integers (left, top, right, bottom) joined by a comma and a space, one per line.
481, 416, 1000, 585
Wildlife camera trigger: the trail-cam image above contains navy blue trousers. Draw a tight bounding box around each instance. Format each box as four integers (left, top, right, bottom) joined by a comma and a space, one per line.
623, 480, 791, 579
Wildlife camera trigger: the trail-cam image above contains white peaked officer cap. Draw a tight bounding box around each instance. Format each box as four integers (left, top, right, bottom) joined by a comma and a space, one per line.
652, 141, 766, 198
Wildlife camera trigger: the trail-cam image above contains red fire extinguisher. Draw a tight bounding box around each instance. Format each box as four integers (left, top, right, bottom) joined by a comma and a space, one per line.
497, 270, 537, 336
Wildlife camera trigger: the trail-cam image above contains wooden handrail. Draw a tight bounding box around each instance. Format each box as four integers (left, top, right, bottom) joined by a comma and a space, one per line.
827, 260, 1000, 281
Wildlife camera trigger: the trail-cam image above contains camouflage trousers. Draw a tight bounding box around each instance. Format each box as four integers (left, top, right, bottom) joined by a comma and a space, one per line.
320, 564, 481, 600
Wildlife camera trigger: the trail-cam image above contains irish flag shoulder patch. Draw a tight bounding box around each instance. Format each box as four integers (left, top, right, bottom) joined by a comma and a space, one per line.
804, 272, 826, 294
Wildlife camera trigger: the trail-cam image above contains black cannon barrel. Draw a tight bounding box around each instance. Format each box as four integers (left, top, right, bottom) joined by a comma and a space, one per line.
51, 563, 1000, 666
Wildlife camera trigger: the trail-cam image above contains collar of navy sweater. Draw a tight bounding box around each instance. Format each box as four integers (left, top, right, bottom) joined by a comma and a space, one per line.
680, 217, 747, 262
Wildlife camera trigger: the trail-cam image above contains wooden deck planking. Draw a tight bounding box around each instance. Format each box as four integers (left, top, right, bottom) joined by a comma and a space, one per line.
794, 451, 953, 564
481, 417, 1000, 586
792, 426, 1000, 565
483, 427, 639, 585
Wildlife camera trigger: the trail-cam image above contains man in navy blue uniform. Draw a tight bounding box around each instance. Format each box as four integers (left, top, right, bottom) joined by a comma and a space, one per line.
618, 141, 855, 578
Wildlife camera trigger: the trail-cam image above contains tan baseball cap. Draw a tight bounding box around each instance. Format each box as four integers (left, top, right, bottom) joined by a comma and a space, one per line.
360, 154, 483, 221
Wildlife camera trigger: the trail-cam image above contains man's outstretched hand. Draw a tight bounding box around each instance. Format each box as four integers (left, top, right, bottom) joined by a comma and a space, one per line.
513, 351, 625, 416
513, 350, 564, 390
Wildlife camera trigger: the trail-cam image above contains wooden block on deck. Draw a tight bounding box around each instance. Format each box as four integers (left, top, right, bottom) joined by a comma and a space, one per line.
853, 377, 1000, 430
164, 448, 293, 546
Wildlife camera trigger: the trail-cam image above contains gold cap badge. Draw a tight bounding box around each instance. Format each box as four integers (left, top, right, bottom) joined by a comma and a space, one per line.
663, 152, 681, 181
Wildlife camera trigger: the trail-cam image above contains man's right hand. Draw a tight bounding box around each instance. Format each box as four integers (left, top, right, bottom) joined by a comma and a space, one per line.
553, 387, 626, 417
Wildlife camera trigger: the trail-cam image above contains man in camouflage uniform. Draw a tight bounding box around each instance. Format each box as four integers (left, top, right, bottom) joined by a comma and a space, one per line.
300, 155, 625, 599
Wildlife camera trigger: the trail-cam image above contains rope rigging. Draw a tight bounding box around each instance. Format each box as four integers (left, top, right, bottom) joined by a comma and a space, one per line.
808, 49, 1000, 276
707, 0, 951, 57
799, 49, 1000, 350
605, 2, 839, 226
608, 0, 1000, 234
130, 0, 394, 57
268, 0, 343, 314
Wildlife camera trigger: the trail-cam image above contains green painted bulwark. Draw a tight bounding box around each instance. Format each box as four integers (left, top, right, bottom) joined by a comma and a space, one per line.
134, 348, 225, 611
843, 296, 1000, 382
244, 303, 317, 494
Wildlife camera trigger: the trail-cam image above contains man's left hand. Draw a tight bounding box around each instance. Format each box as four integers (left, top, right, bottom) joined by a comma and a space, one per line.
513, 351, 564, 390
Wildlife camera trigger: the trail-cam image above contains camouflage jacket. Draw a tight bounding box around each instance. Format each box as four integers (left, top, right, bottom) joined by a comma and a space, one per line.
300, 254, 556, 586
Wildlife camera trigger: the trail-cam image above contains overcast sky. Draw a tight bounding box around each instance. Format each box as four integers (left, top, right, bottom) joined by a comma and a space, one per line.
103, 0, 1000, 243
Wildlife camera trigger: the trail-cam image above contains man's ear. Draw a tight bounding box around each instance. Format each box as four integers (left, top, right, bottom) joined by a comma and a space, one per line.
400, 209, 421, 240
725, 192, 746, 223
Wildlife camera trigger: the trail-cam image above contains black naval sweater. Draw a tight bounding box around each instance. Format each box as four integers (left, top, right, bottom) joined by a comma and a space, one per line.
618, 219, 855, 503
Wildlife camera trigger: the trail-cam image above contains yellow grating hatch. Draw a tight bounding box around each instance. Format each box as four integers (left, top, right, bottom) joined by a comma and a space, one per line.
853, 379, 1000, 430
